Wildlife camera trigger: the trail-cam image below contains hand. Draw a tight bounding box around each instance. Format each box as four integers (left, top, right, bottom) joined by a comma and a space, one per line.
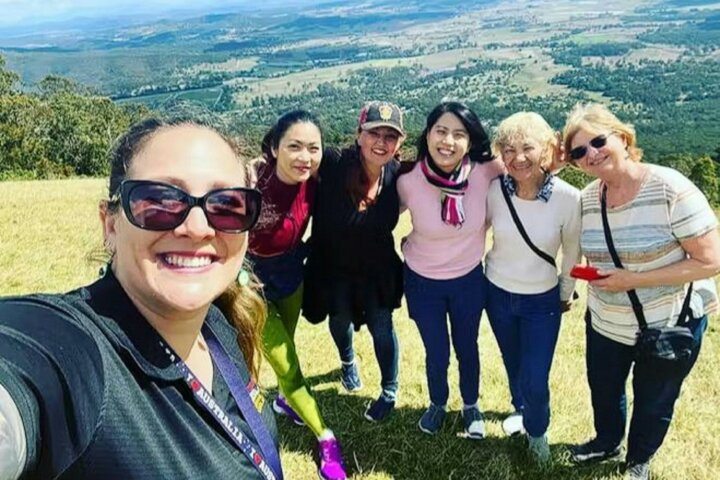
247, 157, 267, 188
547, 131, 567, 174
590, 268, 639, 292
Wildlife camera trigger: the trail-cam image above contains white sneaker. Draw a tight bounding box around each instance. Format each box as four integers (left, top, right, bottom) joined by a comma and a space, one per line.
502, 411, 525, 436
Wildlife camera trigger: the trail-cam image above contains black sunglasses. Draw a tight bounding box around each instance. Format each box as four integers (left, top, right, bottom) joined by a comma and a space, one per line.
568, 134, 612, 161
119, 180, 262, 233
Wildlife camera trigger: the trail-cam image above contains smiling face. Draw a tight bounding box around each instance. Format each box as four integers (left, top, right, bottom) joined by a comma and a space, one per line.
356, 126, 403, 169
426, 112, 470, 173
272, 121, 322, 184
500, 136, 549, 186
102, 124, 248, 318
569, 127, 628, 178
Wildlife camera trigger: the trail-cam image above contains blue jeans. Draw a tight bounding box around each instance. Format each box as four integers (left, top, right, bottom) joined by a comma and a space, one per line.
586, 311, 707, 463
328, 286, 399, 396
486, 282, 561, 437
404, 263, 486, 407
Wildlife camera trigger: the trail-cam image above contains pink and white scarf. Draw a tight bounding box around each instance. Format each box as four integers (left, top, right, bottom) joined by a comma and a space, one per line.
420, 155, 472, 227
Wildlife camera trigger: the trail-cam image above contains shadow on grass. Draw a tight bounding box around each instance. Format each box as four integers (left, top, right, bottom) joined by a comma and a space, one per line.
272, 375, 626, 480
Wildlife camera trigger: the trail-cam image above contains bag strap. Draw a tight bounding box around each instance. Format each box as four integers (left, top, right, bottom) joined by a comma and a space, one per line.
499, 175, 556, 268
599, 184, 693, 329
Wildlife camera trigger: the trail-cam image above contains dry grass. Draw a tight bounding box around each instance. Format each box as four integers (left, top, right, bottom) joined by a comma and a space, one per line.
1, 178, 718, 479
504, 47, 574, 97
624, 47, 685, 64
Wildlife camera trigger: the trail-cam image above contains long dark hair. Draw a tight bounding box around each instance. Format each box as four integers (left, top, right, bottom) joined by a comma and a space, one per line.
104, 117, 267, 380
260, 109, 322, 162
416, 101, 492, 164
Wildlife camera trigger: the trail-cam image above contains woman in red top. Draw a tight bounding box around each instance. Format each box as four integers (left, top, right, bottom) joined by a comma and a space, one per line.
249, 110, 346, 480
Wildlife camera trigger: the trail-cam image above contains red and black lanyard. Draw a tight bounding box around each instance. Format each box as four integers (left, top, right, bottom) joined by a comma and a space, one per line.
160, 325, 283, 480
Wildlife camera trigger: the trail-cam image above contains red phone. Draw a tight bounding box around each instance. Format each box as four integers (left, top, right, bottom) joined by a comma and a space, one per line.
570, 265, 608, 281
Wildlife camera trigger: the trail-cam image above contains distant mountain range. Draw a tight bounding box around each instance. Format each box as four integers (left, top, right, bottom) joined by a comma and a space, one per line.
0, 0, 317, 41
0, 0, 494, 45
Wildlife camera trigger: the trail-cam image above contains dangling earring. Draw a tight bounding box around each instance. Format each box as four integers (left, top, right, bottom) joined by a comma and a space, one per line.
237, 269, 251, 287
101, 242, 114, 278
99, 261, 111, 278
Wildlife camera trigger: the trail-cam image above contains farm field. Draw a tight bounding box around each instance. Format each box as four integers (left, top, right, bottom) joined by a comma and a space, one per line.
1, 178, 718, 479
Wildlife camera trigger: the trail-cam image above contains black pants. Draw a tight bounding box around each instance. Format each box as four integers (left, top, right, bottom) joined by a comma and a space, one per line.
585, 313, 707, 463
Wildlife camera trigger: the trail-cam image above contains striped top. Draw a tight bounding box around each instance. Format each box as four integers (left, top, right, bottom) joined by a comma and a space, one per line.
581, 164, 718, 346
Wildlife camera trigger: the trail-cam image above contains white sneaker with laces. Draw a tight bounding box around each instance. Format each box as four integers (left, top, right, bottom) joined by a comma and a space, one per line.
502, 411, 525, 436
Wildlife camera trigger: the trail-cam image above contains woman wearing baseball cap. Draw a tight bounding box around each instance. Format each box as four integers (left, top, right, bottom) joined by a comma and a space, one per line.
303, 101, 405, 422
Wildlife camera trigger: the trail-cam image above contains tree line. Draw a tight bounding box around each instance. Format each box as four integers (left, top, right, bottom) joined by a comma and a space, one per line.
0, 55, 717, 207
0, 57, 149, 180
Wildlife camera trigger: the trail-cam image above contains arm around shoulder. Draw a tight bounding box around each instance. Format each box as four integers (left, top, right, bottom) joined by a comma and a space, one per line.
484, 157, 505, 178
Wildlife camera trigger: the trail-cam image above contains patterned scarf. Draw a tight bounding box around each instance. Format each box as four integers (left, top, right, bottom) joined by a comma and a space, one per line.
420, 155, 472, 227
502, 171, 556, 202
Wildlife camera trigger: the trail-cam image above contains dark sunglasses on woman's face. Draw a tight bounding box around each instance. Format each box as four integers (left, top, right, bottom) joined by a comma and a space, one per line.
119, 180, 262, 233
568, 134, 612, 161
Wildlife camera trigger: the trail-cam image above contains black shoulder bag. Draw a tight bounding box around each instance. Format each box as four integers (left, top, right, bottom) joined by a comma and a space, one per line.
499, 176, 556, 268
600, 185, 695, 369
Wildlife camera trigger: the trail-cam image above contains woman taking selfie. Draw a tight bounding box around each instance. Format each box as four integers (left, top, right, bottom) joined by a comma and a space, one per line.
303, 101, 404, 423
0, 118, 282, 480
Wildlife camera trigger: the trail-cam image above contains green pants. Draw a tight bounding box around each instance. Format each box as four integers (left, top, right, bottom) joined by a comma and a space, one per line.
262, 283, 326, 436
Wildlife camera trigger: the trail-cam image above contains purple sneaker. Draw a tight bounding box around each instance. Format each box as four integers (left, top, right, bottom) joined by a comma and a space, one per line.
318, 437, 347, 480
272, 396, 305, 426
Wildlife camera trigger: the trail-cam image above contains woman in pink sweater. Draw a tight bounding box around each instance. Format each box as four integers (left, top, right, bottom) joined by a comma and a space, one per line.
397, 101, 503, 438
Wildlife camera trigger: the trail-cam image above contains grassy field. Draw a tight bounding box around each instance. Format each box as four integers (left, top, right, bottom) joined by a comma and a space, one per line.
1, 178, 718, 479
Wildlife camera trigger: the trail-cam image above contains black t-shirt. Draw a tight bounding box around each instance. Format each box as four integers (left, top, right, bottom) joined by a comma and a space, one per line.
302, 146, 403, 323
0, 271, 278, 479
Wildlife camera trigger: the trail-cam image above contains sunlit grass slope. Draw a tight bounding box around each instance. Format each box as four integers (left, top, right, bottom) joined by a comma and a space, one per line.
1, 178, 718, 479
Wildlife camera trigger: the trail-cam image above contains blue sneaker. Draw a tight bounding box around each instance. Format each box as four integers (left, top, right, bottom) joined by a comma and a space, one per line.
364, 392, 396, 422
460, 406, 485, 440
418, 404, 446, 435
340, 361, 362, 392
569, 438, 623, 464
625, 460, 650, 480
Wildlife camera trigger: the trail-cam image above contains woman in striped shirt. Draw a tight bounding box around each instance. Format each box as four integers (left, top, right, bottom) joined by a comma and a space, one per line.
563, 103, 720, 480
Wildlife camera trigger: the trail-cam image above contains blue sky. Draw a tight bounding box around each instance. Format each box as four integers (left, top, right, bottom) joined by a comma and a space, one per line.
0, 0, 304, 27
